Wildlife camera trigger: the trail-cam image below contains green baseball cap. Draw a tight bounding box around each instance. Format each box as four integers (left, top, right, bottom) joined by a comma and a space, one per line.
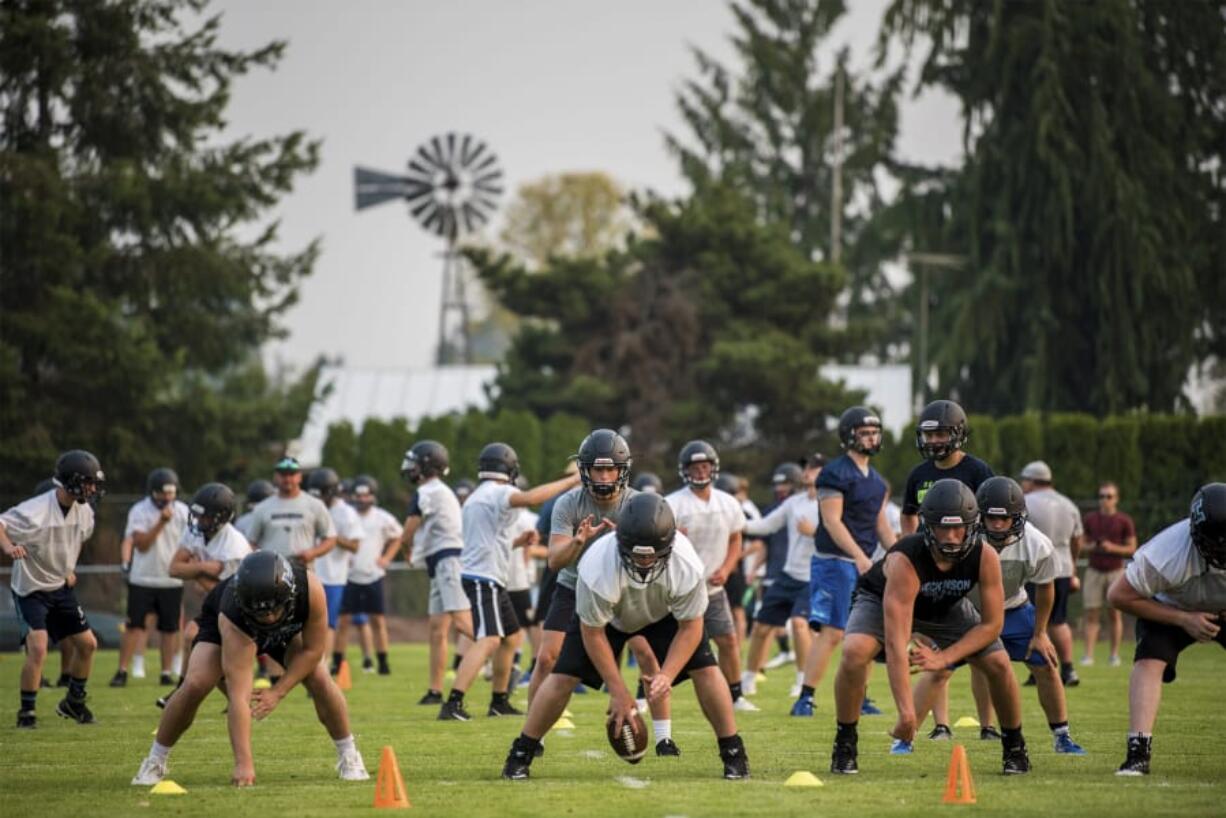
274, 456, 301, 473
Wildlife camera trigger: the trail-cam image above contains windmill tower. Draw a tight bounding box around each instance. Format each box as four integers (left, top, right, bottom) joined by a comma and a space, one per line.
354, 133, 503, 364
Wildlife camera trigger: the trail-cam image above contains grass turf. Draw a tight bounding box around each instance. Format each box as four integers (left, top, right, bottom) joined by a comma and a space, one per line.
1, 641, 1223, 817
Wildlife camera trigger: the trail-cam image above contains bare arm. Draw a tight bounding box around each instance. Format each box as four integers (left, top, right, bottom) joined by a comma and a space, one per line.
547, 515, 610, 572
131, 511, 171, 552
882, 554, 919, 736
819, 494, 873, 573
219, 616, 258, 786
876, 495, 898, 550
0, 521, 26, 559
400, 516, 421, 563
511, 474, 581, 509
900, 513, 919, 535
334, 535, 360, 554
168, 547, 222, 581
1108, 574, 1222, 641
376, 536, 402, 569
1026, 581, 1059, 667
298, 536, 336, 565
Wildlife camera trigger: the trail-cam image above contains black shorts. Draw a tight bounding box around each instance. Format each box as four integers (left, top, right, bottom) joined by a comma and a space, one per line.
340, 578, 386, 616
532, 568, 557, 626
1134, 615, 1226, 683
509, 590, 533, 629
13, 586, 91, 643
724, 569, 747, 611
553, 614, 717, 690
543, 583, 577, 632
193, 584, 297, 667
463, 577, 520, 639
1027, 577, 1072, 625
127, 584, 184, 633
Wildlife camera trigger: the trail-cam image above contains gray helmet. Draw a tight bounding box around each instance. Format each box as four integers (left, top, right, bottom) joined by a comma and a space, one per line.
305, 467, 340, 502
838, 406, 883, 455
616, 493, 676, 585
677, 440, 719, 488
919, 479, 980, 562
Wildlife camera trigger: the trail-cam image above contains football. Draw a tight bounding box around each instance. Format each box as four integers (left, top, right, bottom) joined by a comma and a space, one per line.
606, 711, 648, 764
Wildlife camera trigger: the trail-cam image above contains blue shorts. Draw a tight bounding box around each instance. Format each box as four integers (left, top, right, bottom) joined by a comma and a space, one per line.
808, 556, 859, 631
1001, 603, 1048, 667
351, 613, 370, 626
754, 574, 809, 627
323, 584, 346, 629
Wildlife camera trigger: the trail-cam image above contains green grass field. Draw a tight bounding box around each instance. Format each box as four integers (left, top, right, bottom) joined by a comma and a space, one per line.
1, 642, 1223, 817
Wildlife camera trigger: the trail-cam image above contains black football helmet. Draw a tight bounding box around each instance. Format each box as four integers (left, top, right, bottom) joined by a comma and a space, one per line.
915, 400, 969, 461
919, 479, 980, 562
54, 449, 105, 505
837, 406, 883, 455
677, 440, 720, 488
453, 478, 476, 501
577, 429, 632, 499
351, 474, 380, 510
771, 462, 804, 493
714, 472, 739, 495
401, 440, 450, 484
631, 472, 664, 494
189, 483, 237, 541
616, 492, 677, 585
305, 467, 340, 502
1190, 483, 1226, 570
976, 476, 1027, 551
34, 477, 57, 495
477, 442, 520, 481
146, 467, 180, 507
234, 551, 297, 632
246, 479, 275, 507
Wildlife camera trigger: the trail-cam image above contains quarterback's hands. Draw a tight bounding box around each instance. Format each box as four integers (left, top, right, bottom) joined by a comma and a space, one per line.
1180, 611, 1221, 642
250, 687, 284, 720
231, 763, 256, 787
1026, 631, 1059, 668
606, 688, 638, 735
576, 515, 612, 547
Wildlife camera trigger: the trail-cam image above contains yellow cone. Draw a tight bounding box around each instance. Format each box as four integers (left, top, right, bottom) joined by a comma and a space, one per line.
561, 709, 574, 718
785, 771, 824, 788
553, 717, 576, 730
253, 677, 272, 690
954, 716, 980, 728
755, 672, 768, 683
150, 780, 187, 795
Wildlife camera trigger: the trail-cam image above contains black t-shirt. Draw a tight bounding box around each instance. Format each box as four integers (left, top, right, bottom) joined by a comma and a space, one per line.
216, 561, 311, 653
858, 533, 983, 620
901, 455, 994, 516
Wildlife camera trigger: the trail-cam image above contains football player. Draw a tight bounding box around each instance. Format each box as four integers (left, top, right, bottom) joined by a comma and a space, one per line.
336, 475, 403, 676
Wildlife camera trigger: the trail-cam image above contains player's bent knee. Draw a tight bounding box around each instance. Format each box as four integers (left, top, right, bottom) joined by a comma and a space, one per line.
840, 635, 878, 666
74, 629, 98, 653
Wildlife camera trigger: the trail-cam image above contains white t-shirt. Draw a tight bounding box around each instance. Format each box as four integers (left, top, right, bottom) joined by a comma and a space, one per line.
576, 531, 708, 633
124, 496, 188, 589
744, 491, 818, 583
350, 506, 404, 584
315, 500, 365, 585
1, 489, 95, 596
969, 522, 1057, 611
1025, 488, 1084, 578
1125, 519, 1226, 612
409, 478, 464, 559
665, 487, 746, 586
460, 479, 521, 587
243, 491, 336, 559
506, 509, 538, 592
179, 523, 252, 582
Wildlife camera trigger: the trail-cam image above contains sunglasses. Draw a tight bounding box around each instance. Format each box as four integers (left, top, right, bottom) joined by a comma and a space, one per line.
1098, 493, 1116, 499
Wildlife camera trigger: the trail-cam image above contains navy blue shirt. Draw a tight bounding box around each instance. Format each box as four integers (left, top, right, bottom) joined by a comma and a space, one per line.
814, 454, 888, 560
901, 455, 994, 516
757, 498, 792, 581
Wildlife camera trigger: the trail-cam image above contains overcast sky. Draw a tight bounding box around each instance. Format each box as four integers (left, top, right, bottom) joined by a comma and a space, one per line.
212, 0, 962, 373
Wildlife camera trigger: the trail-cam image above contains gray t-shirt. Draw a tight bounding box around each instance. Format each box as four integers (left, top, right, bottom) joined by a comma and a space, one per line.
1, 489, 95, 596
576, 530, 708, 633
243, 491, 336, 560
552, 485, 639, 590
1024, 488, 1084, 578
459, 479, 520, 587
124, 496, 188, 589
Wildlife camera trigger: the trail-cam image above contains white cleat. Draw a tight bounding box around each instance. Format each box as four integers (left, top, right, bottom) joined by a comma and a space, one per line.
733, 697, 761, 712
336, 749, 370, 781
131, 655, 147, 679
765, 651, 794, 670
131, 756, 167, 786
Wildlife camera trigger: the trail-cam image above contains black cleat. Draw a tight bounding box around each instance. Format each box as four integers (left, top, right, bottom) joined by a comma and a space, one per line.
437, 699, 471, 721
1022, 674, 1037, 687
417, 690, 443, 706
502, 751, 532, 780
16, 710, 36, 729
720, 742, 750, 780
980, 725, 1003, 741
39, 676, 53, 689
109, 670, 127, 688
159, 672, 175, 687
362, 657, 375, 673
377, 665, 391, 676
656, 738, 681, 757
1003, 746, 1031, 775
928, 724, 953, 741
831, 741, 859, 775
1116, 736, 1151, 776
487, 698, 523, 717
1062, 670, 1081, 688
156, 694, 171, 710
55, 697, 95, 725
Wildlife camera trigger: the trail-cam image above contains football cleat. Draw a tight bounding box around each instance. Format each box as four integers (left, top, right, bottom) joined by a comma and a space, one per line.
861, 697, 884, 716
1002, 746, 1031, 775
16, 710, 36, 729
980, 725, 1002, 741
733, 697, 760, 712
109, 670, 128, 688
656, 738, 681, 757
1116, 736, 1151, 776
831, 741, 859, 775
720, 743, 750, 780
417, 690, 443, 706
789, 695, 814, 717
56, 697, 95, 724
928, 724, 953, 741
437, 699, 471, 721
336, 749, 370, 781
131, 756, 167, 786
1054, 733, 1087, 755
890, 738, 913, 755
487, 698, 523, 717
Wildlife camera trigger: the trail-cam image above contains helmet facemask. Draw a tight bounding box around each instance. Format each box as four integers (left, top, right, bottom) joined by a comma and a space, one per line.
916, 421, 966, 462
581, 457, 629, 499
980, 507, 1026, 552
618, 542, 672, 586
921, 515, 981, 562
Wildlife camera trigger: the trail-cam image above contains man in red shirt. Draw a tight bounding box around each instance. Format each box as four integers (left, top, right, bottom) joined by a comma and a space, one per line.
1081, 482, 1137, 667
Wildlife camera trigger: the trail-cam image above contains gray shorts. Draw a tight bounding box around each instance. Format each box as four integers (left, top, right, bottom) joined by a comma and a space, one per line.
845, 591, 1004, 659
703, 588, 736, 638
428, 556, 471, 616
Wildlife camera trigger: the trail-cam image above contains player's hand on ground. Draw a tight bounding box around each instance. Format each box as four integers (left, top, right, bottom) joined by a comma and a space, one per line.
231, 764, 256, 787
891, 711, 917, 743
643, 672, 673, 703
250, 687, 283, 720
908, 636, 945, 672
606, 689, 638, 735
1180, 611, 1221, 642
1026, 632, 1059, 668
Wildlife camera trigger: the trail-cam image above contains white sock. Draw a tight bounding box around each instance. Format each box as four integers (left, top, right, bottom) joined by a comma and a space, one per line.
171, 653, 183, 676
334, 735, 356, 756
795, 670, 805, 686
741, 671, 755, 687
150, 741, 171, 763
653, 720, 671, 743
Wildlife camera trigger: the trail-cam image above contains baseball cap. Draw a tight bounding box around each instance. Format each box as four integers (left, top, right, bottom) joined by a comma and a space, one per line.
274, 456, 301, 473
806, 452, 827, 469
1018, 461, 1052, 482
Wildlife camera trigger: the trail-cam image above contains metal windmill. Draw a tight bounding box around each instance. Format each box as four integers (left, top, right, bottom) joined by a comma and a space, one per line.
354, 133, 503, 364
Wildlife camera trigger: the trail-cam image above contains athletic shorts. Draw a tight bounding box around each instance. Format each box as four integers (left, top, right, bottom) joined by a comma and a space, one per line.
1083, 567, 1123, 610
509, 589, 533, 629
553, 613, 717, 690
323, 584, 346, 629
341, 578, 385, 616
703, 587, 736, 637
1134, 614, 1226, 683
845, 591, 1005, 659
1000, 603, 1049, 667
543, 582, 578, 632
533, 567, 558, 626
724, 569, 747, 610
126, 584, 184, 633
753, 574, 810, 627
808, 556, 859, 632
1026, 577, 1071, 625
428, 555, 470, 615
463, 577, 520, 639
13, 586, 91, 644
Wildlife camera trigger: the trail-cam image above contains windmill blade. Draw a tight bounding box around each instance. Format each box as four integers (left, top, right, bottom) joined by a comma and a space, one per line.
472, 183, 504, 199
459, 134, 475, 166
444, 132, 457, 169
462, 141, 488, 170
415, 145, 444, 173
410, 196, 437, 222
403, 182, 434, 207
421, 205, 443, 235
473, 153, 500, 173
472, 169, 503, 188
353, 166, 412, 210
406, 159, 436, 181
471, 195, 499, 217
460, 201, 484, 233
429, 136, 448, 171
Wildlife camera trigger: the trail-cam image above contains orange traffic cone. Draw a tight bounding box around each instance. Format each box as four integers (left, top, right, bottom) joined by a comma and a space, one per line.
336, 660, 352, 691
373, 746, 411, 809
942, 744, 976, 805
